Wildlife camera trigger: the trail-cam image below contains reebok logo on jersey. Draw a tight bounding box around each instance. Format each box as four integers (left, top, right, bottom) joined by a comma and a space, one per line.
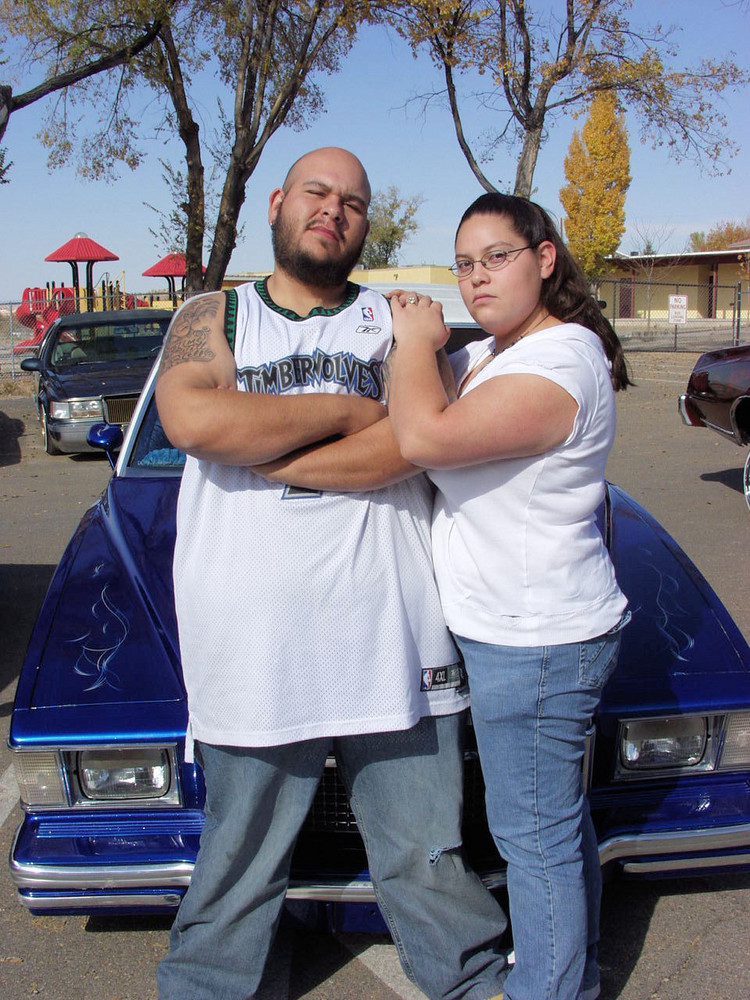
356, 324, 381, 335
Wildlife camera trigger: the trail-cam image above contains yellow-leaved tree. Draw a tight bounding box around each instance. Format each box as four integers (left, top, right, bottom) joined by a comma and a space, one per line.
560, 92, 631, 285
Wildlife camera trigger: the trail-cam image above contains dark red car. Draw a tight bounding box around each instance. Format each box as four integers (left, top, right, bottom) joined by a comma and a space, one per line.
679, 344, 750, 509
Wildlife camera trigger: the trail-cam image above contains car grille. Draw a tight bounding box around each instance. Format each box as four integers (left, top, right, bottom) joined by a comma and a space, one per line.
301, 754, 488, 833
103, 396, 138, 425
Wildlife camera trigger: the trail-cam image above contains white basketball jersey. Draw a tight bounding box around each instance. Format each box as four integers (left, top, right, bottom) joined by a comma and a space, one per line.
173, 280, 467, 751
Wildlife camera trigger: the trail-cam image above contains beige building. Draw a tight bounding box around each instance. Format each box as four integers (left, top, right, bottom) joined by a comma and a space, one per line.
222, 248, 749, 347
224, 264, 457, 288
350, 264, 457, 286
602, 244, 749, 323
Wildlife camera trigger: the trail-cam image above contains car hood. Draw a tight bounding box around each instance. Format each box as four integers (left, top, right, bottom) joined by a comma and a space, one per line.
12, 477, 750, 747
47, 361, 156, 399
601, 484, 750, 717
11, 476, 184, 747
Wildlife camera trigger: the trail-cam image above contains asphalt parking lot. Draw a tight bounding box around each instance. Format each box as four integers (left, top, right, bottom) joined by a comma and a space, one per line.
0, 351, 748, 1000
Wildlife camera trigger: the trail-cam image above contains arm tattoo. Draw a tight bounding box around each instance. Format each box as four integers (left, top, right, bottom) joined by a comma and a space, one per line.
157, 298, 220, 376
436, 348, 458, 403
381, 343, 396, 403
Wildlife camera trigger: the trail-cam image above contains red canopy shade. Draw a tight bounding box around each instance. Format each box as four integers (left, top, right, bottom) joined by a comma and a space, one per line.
142, 252, 190, 277
44, 233, 119, 311
143, 253, 204, 304
45, 233, 119, 263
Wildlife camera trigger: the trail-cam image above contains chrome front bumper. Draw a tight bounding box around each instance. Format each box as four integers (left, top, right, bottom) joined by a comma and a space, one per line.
11, 821, 750, 912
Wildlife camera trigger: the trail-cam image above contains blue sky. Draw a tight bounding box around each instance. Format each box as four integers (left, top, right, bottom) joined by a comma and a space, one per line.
0, 0, 748, 302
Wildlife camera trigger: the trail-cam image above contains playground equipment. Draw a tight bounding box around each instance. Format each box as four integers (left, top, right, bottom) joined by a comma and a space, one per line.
45, 233, 119, 308
13, 285, 77, 354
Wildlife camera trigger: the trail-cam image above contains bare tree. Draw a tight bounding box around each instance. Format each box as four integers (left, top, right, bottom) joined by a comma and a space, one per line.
623, 221, 680, 331
0, 6, 165, 181
0, 2, 370, 290
390, 0, 748, 198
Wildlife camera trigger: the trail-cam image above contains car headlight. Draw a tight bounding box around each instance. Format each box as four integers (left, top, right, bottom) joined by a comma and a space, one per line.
620, 717, 707, 771
78, 748, 171, 800
50, 398, 104, 420
12, 747, 178, 808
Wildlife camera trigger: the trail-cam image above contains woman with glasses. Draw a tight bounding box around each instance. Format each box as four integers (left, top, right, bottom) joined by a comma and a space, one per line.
385, 193, 632, 1000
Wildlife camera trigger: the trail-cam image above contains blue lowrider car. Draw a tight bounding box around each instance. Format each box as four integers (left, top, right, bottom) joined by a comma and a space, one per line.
9, 363, 750, 922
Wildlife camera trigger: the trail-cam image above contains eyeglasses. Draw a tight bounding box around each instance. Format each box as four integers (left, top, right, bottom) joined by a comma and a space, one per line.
450, 245, 537, 278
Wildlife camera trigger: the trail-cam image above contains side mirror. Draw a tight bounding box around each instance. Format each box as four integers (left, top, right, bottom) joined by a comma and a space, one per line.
20, 357, 42, 372
87, 422, 124, 470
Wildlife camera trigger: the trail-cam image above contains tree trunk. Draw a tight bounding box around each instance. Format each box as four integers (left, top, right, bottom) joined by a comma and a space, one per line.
204, 153, 253, 291
0, 85, 11, 145
513, 127, 543, 199
158, 24, 206, 296
182, 129, 205, 295
442, 42, 498, 194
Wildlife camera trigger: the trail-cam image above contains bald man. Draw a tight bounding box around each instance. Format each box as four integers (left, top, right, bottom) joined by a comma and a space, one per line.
156, 148, 508, 1000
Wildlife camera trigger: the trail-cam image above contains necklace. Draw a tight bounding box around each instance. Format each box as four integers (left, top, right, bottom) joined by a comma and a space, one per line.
490, 311, 550, 357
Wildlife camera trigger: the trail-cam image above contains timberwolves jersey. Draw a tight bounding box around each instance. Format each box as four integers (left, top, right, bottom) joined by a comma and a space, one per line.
173, 280, 467, 751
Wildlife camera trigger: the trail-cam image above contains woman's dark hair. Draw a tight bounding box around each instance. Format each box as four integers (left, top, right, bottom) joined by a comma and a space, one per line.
457, 193, 633, 391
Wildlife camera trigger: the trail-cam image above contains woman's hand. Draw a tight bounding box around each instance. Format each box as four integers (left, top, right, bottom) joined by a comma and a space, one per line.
386, 291, 450, 351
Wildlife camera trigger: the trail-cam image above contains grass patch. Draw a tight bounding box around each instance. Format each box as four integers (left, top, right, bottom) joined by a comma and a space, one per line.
0, 376, 34, 397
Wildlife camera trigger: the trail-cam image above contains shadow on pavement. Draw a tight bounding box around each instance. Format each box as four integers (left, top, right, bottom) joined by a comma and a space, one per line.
701, 465, 744, 494
0, 409, 25, 467
0, 564, 57, 707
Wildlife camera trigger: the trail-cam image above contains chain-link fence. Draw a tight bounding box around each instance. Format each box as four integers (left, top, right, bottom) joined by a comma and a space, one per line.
1, 290, 178, 383
2, 278, 748, 382
598, 279, 745, 352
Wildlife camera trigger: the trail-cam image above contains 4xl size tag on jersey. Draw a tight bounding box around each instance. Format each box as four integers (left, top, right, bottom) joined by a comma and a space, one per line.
421, 663, 466, 692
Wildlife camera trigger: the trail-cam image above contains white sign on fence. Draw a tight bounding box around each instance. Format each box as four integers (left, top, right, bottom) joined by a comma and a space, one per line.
668, 294, 688, 324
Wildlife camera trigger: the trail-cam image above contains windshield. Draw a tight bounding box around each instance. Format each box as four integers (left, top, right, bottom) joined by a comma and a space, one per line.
51, 318, 170, 367
128, 395, 186, 472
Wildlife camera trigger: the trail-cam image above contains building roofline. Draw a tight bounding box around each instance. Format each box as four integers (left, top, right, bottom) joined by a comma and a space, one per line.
608, 248, 750, 264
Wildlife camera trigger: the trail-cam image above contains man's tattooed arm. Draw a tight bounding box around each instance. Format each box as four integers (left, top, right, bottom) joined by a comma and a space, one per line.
436, 347, 458, 403
157, 298, 220, 377
381, 343, 396, 404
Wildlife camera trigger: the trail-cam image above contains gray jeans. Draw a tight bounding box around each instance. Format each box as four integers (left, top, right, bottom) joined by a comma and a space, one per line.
157, 711, 509, 1000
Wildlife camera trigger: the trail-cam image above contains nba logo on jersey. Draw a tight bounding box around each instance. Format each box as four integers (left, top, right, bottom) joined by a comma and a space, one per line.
361, 306, 375, 322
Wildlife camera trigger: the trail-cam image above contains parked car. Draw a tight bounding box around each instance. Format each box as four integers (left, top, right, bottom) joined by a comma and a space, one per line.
9, 353, 750, 929
679, 343, 750, 509
20, 308, 172, 455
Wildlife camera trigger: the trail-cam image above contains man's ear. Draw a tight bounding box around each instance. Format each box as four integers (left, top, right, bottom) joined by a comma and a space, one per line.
268, 187, 284, 225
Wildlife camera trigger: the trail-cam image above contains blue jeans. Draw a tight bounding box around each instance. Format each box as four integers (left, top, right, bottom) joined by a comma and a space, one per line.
157, 711, 509, 1000
455, 631, 622, 1000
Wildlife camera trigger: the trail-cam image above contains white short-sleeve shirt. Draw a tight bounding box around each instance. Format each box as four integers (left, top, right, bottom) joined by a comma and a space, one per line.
429, 323, 628, 646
